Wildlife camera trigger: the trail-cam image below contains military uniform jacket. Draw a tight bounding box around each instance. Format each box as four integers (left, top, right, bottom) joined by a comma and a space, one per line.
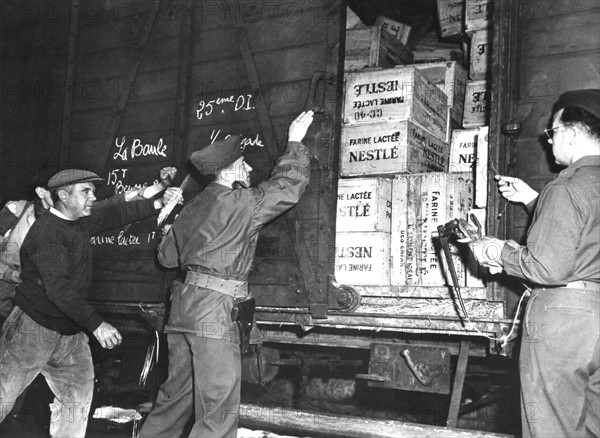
158, 141, 310, 339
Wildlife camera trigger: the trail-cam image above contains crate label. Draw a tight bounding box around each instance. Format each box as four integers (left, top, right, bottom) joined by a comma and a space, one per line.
437, 0, 464, 37
391, 173, 473, 286
335, 232, 390, 285
340, 121, 450, 176
336, 178, 392, 232
469, 29, 490, 80
343, 67, 448, 139
449, 129, 478, 172
465, 0, 493, 32
376, 15, 411, 44
463, 80, 489, 128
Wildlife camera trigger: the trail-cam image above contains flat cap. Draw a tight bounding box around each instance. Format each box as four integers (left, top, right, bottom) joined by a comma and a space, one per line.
189, 135, 242, 176
555, 89, 600, 120
47, 169, 104, 191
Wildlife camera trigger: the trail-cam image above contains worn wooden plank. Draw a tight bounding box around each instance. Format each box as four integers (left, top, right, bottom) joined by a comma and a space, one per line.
190, 43, 318, 88
351, 286, 489, 300
521, 12, 600, 59
519, 52, 600, 99
70, 130, 173, 167
521, 0, 599, 22
447, 340, 471, 428
192, 16, 326, 62
239, 403, 514, 438
59, 0, 79, 167
77, 6, 181, 53
193, 2, 333, 32
171, 0, 194, 167
75, 37, 179, 82
70, 100, 175, 141
71, 70, 178, 110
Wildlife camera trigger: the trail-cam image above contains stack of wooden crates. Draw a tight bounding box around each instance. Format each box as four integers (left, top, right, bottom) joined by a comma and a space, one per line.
335, 0, 495, 308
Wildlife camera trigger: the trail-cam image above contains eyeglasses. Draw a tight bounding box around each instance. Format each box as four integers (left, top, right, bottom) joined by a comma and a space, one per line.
544, 124, 571, 139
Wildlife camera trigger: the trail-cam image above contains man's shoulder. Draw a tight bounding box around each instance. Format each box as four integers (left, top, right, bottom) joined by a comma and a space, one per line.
565, 162, 600, 191
26, 213, 69, 240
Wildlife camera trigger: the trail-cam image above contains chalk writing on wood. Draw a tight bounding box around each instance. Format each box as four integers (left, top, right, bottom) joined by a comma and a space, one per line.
196, 93, 255, 120
113, 136, 169, 161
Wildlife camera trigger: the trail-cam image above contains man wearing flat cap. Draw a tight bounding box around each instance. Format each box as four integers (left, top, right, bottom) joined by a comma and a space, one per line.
468, 90, 600, 437
139, 111, 314, 438
0, 168, 181, 437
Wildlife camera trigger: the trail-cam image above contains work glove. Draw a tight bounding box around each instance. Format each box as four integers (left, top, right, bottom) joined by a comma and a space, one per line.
456, 217, 504, 275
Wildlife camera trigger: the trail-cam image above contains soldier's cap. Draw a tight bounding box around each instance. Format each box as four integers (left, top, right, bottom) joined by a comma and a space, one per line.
555, 89, 600, 120
189, 135, 242, 176
47, 169, 104, 192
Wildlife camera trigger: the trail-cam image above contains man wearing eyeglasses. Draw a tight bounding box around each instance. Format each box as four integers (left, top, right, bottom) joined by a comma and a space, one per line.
468, 89, 600, 438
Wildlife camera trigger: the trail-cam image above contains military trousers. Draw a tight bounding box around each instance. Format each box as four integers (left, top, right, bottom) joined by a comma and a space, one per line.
140, 332, 241, 438
520, 287, 600, 437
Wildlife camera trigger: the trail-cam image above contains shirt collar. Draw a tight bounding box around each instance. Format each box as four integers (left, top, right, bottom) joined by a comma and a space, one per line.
49, 207, 73, 221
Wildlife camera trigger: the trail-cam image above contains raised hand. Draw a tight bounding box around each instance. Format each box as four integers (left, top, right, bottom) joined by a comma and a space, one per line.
288, 110, 314, 143
160, 167, 177, 187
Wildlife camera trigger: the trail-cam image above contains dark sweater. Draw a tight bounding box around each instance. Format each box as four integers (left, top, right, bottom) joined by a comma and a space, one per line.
14, 198, 157, 335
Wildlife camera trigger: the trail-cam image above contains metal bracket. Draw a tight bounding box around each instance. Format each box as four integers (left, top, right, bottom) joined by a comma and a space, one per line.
357, 343, 451, 394
328, 279, 361, 313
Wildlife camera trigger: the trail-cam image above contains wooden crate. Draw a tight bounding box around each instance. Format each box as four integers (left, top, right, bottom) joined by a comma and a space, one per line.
335, 232, 390, 286
340, 120, 450, 177
446, 107, 462, 142
336, 177, 392, 233
463, 80, 489, 128
343, 66, 448, 140
449, 128, 478, 173
391, 172, 474, 286
344, 27, 375, 71
372, 26, 414, 69
465, 0, 493, 33
375, 15, 411, 45
469, 29, 491, 80
345, 26, 414, 72
437, 0, 464, 38
412, 46, 464, 65
415, 61, 468, 119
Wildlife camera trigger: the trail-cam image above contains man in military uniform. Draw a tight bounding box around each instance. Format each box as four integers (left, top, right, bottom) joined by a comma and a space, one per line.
140, 111, 314, 438
470, 90, 600, 437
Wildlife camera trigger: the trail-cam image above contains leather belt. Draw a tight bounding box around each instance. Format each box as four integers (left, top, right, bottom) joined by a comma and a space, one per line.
565, 280, 600, 292
184, 271, 248, 298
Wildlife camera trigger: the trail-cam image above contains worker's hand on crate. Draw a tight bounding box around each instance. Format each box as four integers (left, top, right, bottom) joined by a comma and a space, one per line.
495, 175, 539, 205
468, 236, 505, 275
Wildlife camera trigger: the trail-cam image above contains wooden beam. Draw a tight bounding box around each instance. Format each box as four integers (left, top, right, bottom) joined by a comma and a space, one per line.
171, 0, 195, 167
97, 0, 163, 170
240, 402, 513, 438
234, 26, 278, 163
446, 340, 471, 428
59, 0, 80, 168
